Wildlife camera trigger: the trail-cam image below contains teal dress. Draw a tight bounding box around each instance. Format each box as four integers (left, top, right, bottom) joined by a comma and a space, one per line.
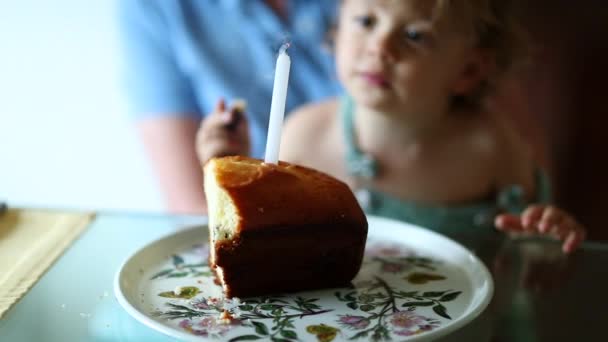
341, 96, 552, 236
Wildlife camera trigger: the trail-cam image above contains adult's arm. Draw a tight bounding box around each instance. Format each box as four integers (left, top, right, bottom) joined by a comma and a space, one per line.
119, 0, 207, 214
138, 117, 206, 214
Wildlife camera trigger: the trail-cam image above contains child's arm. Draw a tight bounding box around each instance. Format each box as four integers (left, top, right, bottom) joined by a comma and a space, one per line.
495, 205, 587, 253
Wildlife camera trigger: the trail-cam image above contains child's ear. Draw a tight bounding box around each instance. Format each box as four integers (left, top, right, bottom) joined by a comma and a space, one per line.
451, 49, 494, 95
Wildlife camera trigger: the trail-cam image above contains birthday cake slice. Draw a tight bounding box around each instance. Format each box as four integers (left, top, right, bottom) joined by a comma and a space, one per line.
204, 156, 368, 298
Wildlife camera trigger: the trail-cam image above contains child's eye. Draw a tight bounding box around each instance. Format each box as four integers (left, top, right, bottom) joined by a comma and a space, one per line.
404, 28, 424, 43
354, 15, 375, 29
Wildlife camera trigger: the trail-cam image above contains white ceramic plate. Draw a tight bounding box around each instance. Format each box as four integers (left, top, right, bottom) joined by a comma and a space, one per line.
115, 216, 493, 342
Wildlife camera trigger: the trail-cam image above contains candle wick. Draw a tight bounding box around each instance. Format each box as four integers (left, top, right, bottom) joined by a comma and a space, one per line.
279, 42, 291, 54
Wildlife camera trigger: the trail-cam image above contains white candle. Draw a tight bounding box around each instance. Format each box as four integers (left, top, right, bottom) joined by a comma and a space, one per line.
264, 43, 291, 164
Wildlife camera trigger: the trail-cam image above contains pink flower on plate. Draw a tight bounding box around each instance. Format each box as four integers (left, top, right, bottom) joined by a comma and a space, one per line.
178, 319, 209, 337
394, 329, 419, 337
178, 316, 241, 337
198, 317, 218, 329
191, 298, 212, 310
390, 312, 439, 336
338, 315, 371, 330
419, 324, 436, 331
394, 325, 437, 337
381, 261, 411, 274
390, 311, 428, 329
365, 242, 411, 257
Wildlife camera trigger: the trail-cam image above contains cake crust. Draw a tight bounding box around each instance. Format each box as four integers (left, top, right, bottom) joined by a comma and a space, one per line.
207, 156, 367, 233
204, 156, 368, 298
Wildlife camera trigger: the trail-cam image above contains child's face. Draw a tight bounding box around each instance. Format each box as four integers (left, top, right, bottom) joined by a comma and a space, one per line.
335, 0, 487, 113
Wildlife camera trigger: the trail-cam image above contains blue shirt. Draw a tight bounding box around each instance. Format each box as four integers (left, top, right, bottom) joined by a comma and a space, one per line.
119, 0, 341, 158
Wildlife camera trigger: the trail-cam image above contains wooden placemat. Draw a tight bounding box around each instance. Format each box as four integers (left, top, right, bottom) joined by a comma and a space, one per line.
0, 209, 94, 319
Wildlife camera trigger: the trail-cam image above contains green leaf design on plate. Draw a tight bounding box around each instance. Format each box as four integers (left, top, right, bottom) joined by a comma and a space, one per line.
166, 272, 189, 278
344, 292, 357, 301
405, 272, 446, 284
347, 302, 359, 310
439, 291, 462, 302
150, 269, 173, 280
280, 330, 298, 339
433, 304, 451, 319
360, 304, 375, 312
252, 321, 269, 336
422, 291, 448, 298
229, 335, 262, 341
260, 304, 279, 311
158, 286, 200, 299
239, 304, 254, 311
172, 254, 185, 268
271, 308, 284, 316
401, 301, 434, 307
358, 294, 374, 303
350, 331, 369, 340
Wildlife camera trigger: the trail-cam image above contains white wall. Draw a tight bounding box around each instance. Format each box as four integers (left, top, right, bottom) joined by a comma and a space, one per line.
0, 0, 164, 213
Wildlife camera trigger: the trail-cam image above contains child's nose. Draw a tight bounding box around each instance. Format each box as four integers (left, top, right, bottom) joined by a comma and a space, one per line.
367, 30, 398, 62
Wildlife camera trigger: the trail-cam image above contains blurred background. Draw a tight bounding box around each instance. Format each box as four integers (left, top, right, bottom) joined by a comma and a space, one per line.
0, 0, 164, 213
0, 1, 606, 238
504, 1, 608, 241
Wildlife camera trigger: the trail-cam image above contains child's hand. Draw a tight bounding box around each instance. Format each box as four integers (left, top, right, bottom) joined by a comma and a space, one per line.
495, 205, 587, 253
196, 98, 250, 165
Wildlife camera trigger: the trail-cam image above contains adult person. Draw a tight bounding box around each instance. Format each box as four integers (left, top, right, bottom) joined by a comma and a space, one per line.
118, 0, 340, 214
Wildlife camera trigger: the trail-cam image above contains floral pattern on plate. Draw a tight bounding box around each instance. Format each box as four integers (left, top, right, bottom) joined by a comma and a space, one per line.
146, 239, 465, 341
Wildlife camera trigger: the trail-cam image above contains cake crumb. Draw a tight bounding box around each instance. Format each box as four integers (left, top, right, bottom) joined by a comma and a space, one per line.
79, 313, 92, 319
219, 310, 233, 322
106, 324, 111, 328
60, 304, 66, 310
258, 207, 264, 213
222, 297, 241, 312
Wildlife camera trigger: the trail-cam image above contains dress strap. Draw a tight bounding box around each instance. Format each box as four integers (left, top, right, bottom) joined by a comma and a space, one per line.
488, 168, 553, 222
341, 96, 378, 180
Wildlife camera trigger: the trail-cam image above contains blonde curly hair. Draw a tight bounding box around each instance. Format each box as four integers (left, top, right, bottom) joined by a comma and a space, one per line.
432, 0, 528, 72
425, 0, 528, 105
